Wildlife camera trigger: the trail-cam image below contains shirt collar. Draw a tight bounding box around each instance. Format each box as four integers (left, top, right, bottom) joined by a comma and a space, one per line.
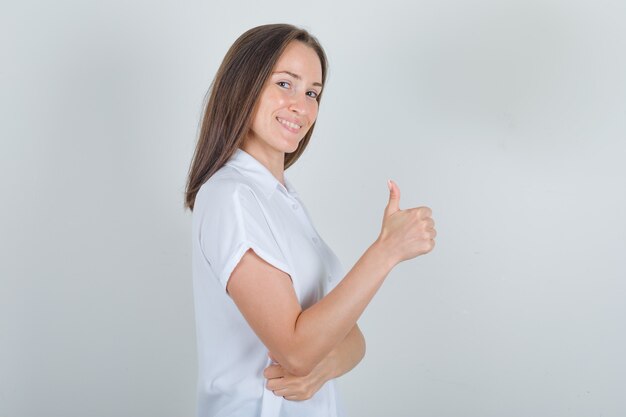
225, 148, 298, 199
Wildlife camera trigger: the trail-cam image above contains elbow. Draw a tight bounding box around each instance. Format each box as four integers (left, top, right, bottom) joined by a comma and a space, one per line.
271, 329, 326, 376
274, 347, 321, 377
360, 332, 367, 360
282, 355, 316, 377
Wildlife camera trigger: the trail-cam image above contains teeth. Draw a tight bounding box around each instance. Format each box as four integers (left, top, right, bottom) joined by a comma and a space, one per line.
277, 117, 301, 130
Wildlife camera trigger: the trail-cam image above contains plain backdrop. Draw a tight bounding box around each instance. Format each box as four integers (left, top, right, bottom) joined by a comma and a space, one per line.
2, 0, 625, 416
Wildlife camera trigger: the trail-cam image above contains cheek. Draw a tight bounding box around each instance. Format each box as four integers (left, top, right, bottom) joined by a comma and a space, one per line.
309, 102, 319, 121
257, 90, 284, 119
269, 89, 289, 107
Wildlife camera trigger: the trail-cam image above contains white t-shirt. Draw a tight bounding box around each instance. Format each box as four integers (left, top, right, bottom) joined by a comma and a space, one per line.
191, 148, 347, 417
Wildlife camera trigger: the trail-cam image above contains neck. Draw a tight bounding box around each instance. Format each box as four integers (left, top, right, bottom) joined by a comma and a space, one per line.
240, 141, 286, 186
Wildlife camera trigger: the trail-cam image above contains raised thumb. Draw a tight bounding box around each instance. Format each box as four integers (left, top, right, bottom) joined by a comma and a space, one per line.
384, 179, 401, 216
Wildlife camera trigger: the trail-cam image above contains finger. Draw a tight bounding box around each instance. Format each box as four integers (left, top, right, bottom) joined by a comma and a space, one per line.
271, 387, 291, 397
420, 218, 434, 230
266, 377, 285, 391
416, 206, 432, 219
263, 365, 285, 379
384, 179, 401, 217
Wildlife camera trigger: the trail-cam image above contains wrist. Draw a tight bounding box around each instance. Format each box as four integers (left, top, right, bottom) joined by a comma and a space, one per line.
369, 237, 397, 273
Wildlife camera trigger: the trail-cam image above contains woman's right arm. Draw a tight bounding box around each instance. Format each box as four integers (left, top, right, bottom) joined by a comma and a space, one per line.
227, 180, 436, 376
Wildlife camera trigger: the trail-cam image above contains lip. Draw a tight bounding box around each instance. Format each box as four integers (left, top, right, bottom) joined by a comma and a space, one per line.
276, 116, 303, 133
276, 116, 304, 128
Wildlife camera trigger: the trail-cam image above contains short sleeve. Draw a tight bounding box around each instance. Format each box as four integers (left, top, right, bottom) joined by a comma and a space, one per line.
197, 181, 291, 291
321, 241, 346, 296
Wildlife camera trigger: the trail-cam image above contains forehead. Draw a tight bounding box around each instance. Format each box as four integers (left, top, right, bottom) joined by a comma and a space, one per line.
273, 41, 322, 82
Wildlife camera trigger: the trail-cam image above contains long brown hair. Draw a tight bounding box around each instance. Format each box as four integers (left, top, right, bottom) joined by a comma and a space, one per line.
184, 24, 328, 211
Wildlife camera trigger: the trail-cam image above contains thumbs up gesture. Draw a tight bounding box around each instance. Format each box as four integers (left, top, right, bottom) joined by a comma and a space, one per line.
378, 180, 436, 267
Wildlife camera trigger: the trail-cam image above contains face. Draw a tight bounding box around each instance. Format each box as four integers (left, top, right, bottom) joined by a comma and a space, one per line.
244, 41, 323, 156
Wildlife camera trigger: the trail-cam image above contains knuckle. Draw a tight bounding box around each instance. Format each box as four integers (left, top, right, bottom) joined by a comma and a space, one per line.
420, 241, 433, 253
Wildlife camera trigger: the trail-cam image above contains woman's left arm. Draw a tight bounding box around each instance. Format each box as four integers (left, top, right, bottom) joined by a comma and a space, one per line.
264, 324, 366, 401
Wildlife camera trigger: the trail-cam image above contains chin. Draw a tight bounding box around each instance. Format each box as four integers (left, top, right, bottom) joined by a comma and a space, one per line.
280, 138, 302, 154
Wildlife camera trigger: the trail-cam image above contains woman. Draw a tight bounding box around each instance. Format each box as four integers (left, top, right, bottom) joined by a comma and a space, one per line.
185, 24, 436, 417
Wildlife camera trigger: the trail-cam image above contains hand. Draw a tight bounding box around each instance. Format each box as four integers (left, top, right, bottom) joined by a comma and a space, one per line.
263, 352, 331, 401
377, 179, 436, 266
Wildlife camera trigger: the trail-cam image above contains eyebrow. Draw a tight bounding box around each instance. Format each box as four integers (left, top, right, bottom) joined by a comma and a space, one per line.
272, 71, 323, 88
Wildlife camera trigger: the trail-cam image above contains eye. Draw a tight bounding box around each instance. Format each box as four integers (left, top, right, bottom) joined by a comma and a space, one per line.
307, 91, 319, 99
277, 81, 290, 89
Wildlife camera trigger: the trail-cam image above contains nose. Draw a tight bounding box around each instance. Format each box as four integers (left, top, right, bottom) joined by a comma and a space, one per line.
288, 92, 308, 115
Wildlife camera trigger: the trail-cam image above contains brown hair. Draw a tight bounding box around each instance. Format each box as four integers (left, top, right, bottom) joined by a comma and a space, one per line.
184, 24, 328, 211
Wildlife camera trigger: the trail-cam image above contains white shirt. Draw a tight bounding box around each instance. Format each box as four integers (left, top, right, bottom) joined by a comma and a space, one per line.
192, 148, 347, 417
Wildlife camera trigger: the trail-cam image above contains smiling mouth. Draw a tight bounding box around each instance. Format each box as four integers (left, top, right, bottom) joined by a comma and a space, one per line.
276, 117, 302, 131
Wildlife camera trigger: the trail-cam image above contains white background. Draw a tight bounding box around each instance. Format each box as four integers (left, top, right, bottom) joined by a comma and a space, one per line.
2, 0, 625, 416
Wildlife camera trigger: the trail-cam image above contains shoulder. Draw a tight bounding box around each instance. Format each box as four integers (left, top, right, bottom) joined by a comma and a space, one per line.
194, 167, 261, 216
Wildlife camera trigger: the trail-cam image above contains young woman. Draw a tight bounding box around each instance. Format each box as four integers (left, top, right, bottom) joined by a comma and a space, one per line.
185, 23, 436, 417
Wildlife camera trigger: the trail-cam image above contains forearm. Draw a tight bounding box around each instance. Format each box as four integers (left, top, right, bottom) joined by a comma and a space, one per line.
291, 240, 392, 374
264, 325, 366, 401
